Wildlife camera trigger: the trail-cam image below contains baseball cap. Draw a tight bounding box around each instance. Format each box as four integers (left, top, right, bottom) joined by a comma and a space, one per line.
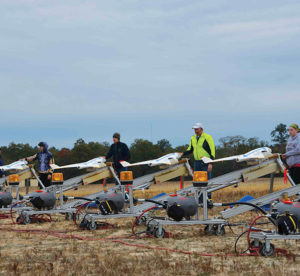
192, 123, 204, 129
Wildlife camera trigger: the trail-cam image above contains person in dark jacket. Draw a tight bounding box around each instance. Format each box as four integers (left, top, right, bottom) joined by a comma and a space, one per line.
24, 142, 54, 188
0, 148, 7, 178
105, 133, 130, 178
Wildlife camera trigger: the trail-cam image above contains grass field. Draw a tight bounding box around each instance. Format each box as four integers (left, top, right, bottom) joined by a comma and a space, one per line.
0, 177, 299, 275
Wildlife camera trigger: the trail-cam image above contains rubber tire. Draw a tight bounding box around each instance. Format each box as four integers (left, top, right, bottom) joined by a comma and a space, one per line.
79, 218, 89, 229
215, 225, 226, 236
259, 243, 275, 257
87, 221, 97, 231
146, 225, 155, 236
154, 228, 166, 238
23, 216, 31, 225
16, 216, 23, 224
204, 225, 215, 235
249, 240, 263, 253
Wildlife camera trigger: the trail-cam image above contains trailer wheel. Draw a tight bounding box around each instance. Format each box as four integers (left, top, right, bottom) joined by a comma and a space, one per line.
23, 216, 31, 225
79, 218, 88, 229
154, 227, 165, 238
16, 216, 24, 224
259, 243, 275, 257
65, 213, 73, 221
204, 225, 215, 235
215, 225, 226, 236
249, 240, 263, 253
87, 221, 97, 231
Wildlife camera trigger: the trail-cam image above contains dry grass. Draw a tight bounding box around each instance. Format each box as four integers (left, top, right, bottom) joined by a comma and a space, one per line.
1, 177, 300, 275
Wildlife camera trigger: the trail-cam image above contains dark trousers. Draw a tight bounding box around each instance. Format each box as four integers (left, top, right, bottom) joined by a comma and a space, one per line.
115, 167, 128, 185
194, 160, 212, 200
39, 173, 51, 188
194, 160, 212, 180
289, 167, 300, 185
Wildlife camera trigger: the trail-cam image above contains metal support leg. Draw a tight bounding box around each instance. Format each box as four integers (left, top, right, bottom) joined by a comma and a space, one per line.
59, 186, 63, 208
269, 174, 275, 213
30, 168, 46, 190
15, 185, 20, 201
10, 185, 20, 201
270, 174, 274, 193
129, 185, 133, 214
265, 240, 270, 251
121, 186, 126, 213
109, 167, 121, 186
25, 178, 30, 194
158, 223, 163, 236
203, 189, 208, 220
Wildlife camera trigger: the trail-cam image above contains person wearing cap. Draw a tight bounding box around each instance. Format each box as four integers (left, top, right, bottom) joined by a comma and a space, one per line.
282, 123, 300, 184
23, 142, 54, 188
105, 133, 131, 179
0, 148, 7, 178
181, 123, 215, 178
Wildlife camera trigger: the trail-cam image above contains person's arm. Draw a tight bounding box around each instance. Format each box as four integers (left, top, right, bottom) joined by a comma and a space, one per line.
182, 140, 193, 156
25, 153, 37, 162
48, 152, 54, 165
105, 145, 113, 160
285, 138, 300, 157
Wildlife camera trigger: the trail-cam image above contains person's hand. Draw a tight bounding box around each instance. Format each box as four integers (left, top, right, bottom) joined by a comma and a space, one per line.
207, 164, 213, 172
282, 154, 286, 159
1, 175, 5, 178
47, 174, 52, 180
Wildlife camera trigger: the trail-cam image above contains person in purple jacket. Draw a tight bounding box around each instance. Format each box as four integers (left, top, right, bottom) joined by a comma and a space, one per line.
282, 123, 300, 184
24, 142, 54, 188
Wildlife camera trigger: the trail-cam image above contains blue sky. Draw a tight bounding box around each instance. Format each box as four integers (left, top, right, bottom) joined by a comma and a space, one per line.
1, 0, 300, 148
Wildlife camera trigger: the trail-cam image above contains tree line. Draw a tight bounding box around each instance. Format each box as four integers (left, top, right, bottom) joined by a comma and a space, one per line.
0, 123, 289, 179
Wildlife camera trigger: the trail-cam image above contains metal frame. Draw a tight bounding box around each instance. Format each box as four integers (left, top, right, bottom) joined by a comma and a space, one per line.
250, 231, 300, 256
76, 161, 195, 227
151, 185, 227, 237
221, 158, 298, 219
136, 158, 296, 237
16, 161, 194, 223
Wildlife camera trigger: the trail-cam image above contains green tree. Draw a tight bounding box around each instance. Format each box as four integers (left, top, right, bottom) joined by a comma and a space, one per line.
270, 123, 289, 153
156, 139, 172, 153
271, 123, 288, 144
129, 139, 161, 177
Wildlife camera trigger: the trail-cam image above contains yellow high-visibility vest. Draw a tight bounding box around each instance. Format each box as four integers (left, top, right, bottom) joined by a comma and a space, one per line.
186, 133, 215, 160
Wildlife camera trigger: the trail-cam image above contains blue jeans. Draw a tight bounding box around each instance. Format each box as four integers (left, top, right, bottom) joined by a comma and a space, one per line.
194, 160, 212, 200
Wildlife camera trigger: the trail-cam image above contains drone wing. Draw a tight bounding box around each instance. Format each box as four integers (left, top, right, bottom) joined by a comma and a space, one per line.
202, 155, 241, 164
120, 160, 155, 167
51, 163, 83, 170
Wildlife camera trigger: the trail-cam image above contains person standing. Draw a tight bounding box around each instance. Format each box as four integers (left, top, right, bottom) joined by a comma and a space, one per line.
105, 133, 131, 179
24, 142, 54, 188
282, 123, 300, 184
181, 123, 215, 179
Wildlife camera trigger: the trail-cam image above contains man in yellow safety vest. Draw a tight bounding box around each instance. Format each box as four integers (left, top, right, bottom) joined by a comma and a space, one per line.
181, 122, 215, 179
